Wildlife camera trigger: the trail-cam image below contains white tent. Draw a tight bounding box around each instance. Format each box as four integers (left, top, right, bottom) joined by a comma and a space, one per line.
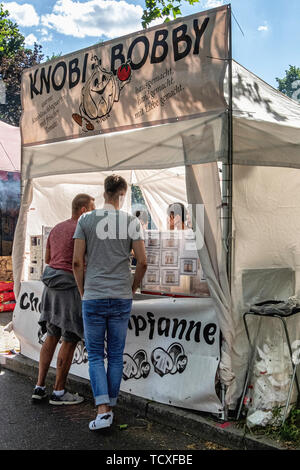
12, 6, 300, 410
0, 120, 20, 172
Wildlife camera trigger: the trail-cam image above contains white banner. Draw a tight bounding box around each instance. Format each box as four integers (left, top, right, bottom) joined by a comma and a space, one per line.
13, 281, 222, 413
21, 6, 229, 146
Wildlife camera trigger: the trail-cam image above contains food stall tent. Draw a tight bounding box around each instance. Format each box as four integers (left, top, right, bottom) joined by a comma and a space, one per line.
12, 5, 300, 413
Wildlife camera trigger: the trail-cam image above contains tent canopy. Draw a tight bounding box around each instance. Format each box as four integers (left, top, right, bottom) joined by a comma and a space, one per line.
21, 60, 300, 182
0, 120, 20, 172
13, 6, 300, 409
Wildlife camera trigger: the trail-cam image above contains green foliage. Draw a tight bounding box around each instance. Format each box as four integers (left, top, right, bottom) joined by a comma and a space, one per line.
141, 0, 199, 28
280, 408, 300, 443
243, 406, 300, 448
131, 185, 145, 206
0, 3, 44, 126
0, 3, 25, 63
276, 65, 300, 99
45, 52, 62, 62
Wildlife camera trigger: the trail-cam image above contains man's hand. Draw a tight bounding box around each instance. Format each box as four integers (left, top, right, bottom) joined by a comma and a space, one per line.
132, 239, 147, 294
72, 239, 86, 298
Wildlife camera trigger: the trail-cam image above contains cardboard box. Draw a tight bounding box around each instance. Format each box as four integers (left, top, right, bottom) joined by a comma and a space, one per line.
2, 240, 13, 256
0, 256, 13, 282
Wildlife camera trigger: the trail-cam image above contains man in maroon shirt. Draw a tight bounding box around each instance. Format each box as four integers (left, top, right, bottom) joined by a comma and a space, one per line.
32, 193, 95, 405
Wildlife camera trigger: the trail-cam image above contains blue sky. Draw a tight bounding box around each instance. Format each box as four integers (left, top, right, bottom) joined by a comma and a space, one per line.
2, 0, 299, 87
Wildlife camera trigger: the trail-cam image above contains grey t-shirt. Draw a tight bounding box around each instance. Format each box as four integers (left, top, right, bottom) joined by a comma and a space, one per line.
73, 209, 144, 300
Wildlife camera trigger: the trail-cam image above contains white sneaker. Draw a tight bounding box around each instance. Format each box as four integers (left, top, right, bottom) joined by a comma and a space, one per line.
49, 391, 84, 405
89, 411, 113, 431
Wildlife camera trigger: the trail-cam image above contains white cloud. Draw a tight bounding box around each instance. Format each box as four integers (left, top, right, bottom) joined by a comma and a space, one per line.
24, 33, 37, 46
37, 28, 54, 42
41, 0, 143, 39
258, 22, 269, 32
3, 2, 40, 27
203, 0, 224, 8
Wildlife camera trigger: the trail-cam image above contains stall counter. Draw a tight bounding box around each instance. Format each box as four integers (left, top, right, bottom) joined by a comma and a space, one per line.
13, 280, 222, 413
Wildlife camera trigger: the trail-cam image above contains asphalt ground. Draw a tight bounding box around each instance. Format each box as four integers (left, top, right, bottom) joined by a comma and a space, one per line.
0, 367, 230, 452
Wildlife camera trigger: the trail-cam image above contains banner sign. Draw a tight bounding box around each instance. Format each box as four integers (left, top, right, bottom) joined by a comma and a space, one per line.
13, 281, 222, 413
21, 6, 229, 147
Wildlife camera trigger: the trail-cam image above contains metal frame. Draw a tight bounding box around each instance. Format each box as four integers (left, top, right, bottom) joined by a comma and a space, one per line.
236, 310, 300, 424
219, 4, 233, 421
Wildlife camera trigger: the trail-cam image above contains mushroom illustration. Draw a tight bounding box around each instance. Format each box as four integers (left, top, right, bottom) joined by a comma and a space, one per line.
72, 55, 131, 132
151, 348, 173, 377
168, 343, 188, 375
133, 350, 151, 379
123, 354, 138, 380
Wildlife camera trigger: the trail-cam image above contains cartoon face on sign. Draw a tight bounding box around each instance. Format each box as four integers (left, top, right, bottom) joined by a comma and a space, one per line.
123, 350, 150, 381
72, 55, 131, 132
151, 343, 188, 377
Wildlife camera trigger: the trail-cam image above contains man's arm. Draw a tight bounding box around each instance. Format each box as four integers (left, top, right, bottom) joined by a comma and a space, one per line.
72, 239, 86, 298
132, 239, 147, 294
45, 245, 51, 265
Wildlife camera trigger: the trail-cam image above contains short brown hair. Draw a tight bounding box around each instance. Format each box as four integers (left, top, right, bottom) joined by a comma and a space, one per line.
72, 193, 94, 214
104, 174, 128, 198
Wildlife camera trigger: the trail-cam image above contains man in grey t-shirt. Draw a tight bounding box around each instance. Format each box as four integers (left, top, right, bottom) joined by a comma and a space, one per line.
73, 208, 143, 300
73, 174, 147, 431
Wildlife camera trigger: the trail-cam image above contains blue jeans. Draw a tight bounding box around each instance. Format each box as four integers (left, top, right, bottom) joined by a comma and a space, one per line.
82, 298, 132, 407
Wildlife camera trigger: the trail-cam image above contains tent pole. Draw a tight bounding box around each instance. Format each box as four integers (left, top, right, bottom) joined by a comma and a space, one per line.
222, 4, 233, 290
220, 4, 233, 421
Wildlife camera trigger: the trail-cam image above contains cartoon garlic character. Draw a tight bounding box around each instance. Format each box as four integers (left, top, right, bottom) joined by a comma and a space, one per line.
72, 55, 131, 132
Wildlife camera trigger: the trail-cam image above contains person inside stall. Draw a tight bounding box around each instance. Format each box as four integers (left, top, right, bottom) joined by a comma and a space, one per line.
165, 202, 209, 297
31, 193, 95, 405
167, 202, 187, 231
134, 209, 149, 231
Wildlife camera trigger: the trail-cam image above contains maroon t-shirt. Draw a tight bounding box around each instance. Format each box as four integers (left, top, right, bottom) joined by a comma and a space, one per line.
47, 218, 78, 273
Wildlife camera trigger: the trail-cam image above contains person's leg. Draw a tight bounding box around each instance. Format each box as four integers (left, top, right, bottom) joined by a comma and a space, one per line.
48, 330, 84, 405
82, 300, 110, 413
53, 339, 77, 391
106, 299, 132, 408
36, 328, 60, 387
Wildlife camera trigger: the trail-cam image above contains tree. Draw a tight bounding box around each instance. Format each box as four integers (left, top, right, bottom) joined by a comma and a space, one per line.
142, 0, 199, 28
45, 52, 62, 62
0, 3, 44, 126
0, 3, 24, 62
276, 65, 300, 102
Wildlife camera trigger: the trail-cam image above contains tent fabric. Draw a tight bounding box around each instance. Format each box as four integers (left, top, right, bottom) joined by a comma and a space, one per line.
133, 167, 187, 231
20, 60, 300, 183
0, 120, 21, 172
12, 178, 33, 297
185, 163, 235, 392
21, 112, 227, 179
231, 62, 300, 168
13, 56, 300, 409
227, 165, 300, 406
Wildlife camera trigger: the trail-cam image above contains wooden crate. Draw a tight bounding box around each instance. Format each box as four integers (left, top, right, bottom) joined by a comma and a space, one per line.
0, 256, 13, 282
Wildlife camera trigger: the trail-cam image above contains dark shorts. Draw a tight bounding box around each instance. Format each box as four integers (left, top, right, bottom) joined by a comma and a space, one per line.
46, 322, 81, 343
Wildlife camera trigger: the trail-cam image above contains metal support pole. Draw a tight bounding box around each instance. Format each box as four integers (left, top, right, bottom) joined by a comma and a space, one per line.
219, 5, 233, 420
227, 4, 233, 289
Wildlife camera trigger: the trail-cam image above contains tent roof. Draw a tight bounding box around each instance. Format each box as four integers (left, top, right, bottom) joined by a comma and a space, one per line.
0, 120, 21, 172
232, 61, 300, 168
21, 60, 300, 181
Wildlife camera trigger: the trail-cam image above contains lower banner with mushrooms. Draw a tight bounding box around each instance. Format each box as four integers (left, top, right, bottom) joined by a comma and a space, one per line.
13, 281, 222, 413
